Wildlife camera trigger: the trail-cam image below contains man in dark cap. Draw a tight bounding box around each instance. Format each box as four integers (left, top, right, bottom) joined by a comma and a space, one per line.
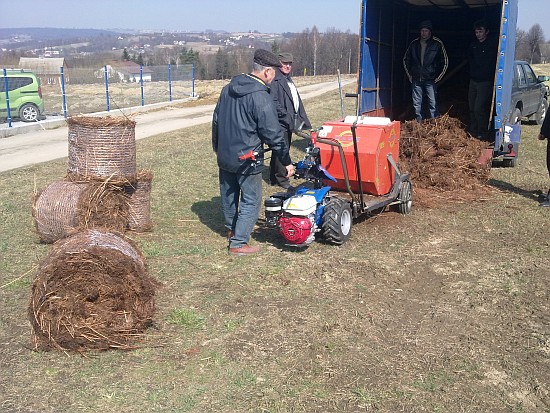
212, 49, 295, 255
403, 20, 448, 122
268, 52, 311, 190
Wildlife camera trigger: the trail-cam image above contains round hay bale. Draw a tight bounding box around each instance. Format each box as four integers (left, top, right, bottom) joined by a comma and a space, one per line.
127, 170, 153, 232
67, 115, 137, 183
33, 180, 130, 243
28, 229, 158, 352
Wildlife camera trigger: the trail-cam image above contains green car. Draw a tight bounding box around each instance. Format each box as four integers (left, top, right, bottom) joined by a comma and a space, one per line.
0, 69, 45, 122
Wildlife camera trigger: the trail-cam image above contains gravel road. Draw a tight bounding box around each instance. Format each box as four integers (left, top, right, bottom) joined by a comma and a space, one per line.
0, 80, 353, 173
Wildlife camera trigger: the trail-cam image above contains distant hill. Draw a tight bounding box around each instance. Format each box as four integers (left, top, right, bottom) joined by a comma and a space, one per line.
0, 27, 119, 40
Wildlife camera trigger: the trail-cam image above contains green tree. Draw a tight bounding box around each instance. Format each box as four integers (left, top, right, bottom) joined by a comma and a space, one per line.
122, 48, 130, 61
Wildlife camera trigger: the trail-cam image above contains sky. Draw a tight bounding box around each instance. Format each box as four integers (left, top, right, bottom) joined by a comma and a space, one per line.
0, 0, 548, 37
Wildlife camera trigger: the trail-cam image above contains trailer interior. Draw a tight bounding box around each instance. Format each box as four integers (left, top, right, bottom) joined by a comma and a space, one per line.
358, 0, 516, 137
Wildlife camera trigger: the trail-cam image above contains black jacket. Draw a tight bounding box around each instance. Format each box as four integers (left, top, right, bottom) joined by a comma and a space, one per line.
541, 110, 550, 138
403, 36, 448, 83
212, 73, 291, 175
269, 69, 311, 132
467, 35, 498, 82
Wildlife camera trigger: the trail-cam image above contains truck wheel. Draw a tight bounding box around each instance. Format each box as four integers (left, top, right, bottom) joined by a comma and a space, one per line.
19, 104, 39, 122
535, 99, 548, 125
398, 180, 413, 215
511, 107, 522, 125
322, 197, 352, 245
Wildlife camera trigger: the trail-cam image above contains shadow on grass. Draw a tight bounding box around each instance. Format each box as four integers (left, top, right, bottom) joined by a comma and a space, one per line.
488, 179, 546, 202
190, 196, 226, 237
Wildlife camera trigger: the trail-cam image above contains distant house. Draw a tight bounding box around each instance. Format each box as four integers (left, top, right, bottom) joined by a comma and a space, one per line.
103, 60, 153, 83
18, 57, 68, 85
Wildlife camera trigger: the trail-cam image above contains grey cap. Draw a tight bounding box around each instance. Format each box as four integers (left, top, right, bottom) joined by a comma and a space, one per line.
253, 49, 282, 67
278, 52, 293, 63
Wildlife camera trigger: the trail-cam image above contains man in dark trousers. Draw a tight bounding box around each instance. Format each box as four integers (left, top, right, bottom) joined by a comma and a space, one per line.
467, 19, 498, 141
269, 52, 311, 190
403, 20, 448, 122
538, 113, 550, 207
212, 49, 295, 255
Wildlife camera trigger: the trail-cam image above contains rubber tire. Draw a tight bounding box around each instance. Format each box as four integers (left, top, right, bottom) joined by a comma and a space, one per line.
19, 103, 39, 122
511, 107, 522, 125
322, 197, 352, 245
535, 99, 548, 125
502, 158, 517, 168
398, 180, 413, 215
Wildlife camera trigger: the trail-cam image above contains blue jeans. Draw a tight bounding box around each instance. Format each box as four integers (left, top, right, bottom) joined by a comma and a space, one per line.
219, 169, 262, 248
412, 80, 438, 121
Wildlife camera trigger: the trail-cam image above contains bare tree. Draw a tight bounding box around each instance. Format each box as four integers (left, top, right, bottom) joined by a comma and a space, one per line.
527, 24, 545, 63
515, 29, 528, 60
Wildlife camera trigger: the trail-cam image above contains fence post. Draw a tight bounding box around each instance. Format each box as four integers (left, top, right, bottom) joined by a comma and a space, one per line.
104, 65, 110, 112
60, 66, 68, 118
140, 65, 144, 106
3, 68, 12, 128
168, 64, 172, 102
192, 64, 195, 97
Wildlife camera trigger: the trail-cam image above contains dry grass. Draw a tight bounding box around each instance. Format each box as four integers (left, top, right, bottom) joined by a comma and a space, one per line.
0, 80, 549, 412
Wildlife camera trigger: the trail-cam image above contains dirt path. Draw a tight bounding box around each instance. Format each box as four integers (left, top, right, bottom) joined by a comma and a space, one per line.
0, 80, 353, 173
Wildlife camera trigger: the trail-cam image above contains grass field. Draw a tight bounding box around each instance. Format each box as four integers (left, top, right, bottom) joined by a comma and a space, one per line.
1, 78, 549, 413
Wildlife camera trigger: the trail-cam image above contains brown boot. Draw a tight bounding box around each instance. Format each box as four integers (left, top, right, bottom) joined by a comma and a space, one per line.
228, 244, 260, 256
227, 230, 234, 241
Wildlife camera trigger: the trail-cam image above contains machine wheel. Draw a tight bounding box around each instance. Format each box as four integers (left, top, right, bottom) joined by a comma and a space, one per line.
535, 99, 548, 125
322, 197, 352, 245
398, 180, 413, 214
502, 157, 517, 168
19, 103, 39, 122
511, 107, 522, 125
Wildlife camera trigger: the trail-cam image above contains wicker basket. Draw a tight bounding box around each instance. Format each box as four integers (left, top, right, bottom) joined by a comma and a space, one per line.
67, 116, 137, 183
33, 180, 129, 243
127, 170, 153, 232
28, 229, 158, 352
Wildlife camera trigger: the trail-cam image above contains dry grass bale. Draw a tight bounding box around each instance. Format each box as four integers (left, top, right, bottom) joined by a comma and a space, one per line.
400, 115, 491, 191
28, 229, 159, 352
67, 115, 137, 184
33, 180, 129, 243
126, 170, 153, 232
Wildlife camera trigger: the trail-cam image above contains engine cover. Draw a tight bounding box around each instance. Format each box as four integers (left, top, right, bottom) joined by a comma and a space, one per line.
283, 194, 317, 216
279, 215, 313, 245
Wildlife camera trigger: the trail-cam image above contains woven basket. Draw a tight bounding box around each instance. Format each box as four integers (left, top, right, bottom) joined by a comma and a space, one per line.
127, 170, 153, 232
33, 180, 129, 243
28, 229, 158, 352
67, 116, 137, 183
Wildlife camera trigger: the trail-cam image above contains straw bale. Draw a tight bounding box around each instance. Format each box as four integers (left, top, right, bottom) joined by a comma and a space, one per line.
33, 180, 129, 243
28, 229, 159, 352
67, 115, 137, 183
127, 170, 153, 232
399, 115, 491, 191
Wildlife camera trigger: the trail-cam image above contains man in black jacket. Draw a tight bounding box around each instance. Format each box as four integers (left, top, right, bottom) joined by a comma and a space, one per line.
467, 19, 498, 141
212, 49, 295, 255
538, 113, 550, 207
403, 20, 448, 122
269, 52, 311, 189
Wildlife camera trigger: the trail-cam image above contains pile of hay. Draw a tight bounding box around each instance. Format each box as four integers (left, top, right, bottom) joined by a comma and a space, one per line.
127, 170, 153, 232
67, 115, 137, 184
28, 229, 159, 352
399, 115, 491, 191
33, 180, 130, 243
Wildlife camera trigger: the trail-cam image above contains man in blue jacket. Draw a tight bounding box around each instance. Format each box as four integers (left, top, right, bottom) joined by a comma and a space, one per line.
212, 49, 295, 255
403, 20, 448, 122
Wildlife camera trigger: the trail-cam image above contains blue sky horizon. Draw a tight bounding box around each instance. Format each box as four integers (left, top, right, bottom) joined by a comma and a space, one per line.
0, 0, 548, 37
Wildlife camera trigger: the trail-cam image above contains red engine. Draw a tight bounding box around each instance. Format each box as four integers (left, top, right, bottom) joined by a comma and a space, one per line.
279, 215, 313, 245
